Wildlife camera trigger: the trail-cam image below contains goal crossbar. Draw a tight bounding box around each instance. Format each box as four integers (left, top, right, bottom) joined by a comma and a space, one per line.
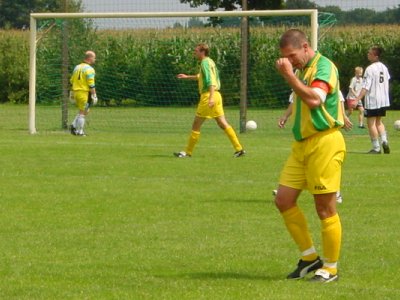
28, 9, 318, 134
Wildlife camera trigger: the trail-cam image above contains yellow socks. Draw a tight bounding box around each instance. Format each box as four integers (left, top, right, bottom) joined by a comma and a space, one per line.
185, 130, 200, 156
321, 213, 341, 275
281, 206, 316, 261
224, 126, 242, 151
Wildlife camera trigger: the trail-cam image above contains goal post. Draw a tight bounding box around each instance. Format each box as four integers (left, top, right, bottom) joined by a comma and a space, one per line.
28, 9, 318, 134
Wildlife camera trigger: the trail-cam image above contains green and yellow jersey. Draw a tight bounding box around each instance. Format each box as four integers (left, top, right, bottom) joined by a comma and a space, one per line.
292, 52, 344, 141
197, 57, 220, 94
70, 63, 95, 92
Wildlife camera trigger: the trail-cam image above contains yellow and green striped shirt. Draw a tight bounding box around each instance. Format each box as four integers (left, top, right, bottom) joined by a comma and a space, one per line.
292, 52, 343, 141
70, 63, 95, 92
197, 57, 220, 94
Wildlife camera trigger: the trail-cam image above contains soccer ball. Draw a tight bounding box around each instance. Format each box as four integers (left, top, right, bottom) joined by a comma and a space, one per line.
394, 120, 400, 131
246, 120, 257, 130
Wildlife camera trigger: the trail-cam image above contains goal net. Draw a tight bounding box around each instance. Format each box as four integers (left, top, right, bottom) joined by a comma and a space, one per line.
29, 10, 318, 134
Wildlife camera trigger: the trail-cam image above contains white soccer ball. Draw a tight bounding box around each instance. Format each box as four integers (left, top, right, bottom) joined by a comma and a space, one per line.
246, 120, 257, 130
394, 120, 400, 131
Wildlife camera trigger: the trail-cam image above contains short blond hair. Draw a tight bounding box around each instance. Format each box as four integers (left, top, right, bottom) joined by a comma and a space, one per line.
355, 66, 363, 73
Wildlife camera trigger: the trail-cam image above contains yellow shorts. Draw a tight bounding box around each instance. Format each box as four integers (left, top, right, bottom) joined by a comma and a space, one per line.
73, 90, 90, 111
279, 129, 346, 194
196, 91, 224, 119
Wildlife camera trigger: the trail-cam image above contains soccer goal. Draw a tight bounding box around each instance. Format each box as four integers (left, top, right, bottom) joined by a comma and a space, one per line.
28, 10, 318, 134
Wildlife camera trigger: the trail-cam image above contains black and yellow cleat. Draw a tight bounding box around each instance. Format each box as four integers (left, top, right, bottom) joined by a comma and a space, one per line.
287, 257, 323, 279
233, 150, 246, 158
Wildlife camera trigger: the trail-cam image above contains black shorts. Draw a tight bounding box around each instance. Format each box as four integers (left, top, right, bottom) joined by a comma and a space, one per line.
364, 107, 387, 118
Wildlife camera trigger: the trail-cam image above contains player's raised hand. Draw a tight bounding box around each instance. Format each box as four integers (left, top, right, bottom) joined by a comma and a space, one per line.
275, 58, 294, 77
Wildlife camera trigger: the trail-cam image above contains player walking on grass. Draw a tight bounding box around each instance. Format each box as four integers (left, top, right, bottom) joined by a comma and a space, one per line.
69, 50, 98, 136
274, 29, 346, 283
355, 46, 391, 154
174, 43, 245, 158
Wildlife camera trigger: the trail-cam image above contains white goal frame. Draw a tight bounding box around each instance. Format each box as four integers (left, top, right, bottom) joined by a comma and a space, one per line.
29, 9, 318, 134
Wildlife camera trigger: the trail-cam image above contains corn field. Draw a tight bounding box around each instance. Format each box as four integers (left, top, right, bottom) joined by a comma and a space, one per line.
1, 25, 399, 108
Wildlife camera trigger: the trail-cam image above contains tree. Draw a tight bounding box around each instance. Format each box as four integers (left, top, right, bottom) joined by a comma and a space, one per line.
0, 0, 81, 29
284, 0, 317, 9
180, 0, 283, 11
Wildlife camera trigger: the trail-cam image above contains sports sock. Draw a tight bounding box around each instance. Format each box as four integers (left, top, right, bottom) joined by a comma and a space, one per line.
380, 131, 388, 144
185, 130, 200, 156
224, 126, 242, 152
281, 206, 317, 261
72, 114, 79, 128
321, 213, 341, 275
371, 138, 380, 151
76, 115, 85, 133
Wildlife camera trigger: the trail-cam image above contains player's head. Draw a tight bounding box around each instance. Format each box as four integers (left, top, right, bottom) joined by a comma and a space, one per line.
279, 29, 314, 69
84, 50, 96, 65
367, 45, 383, 63
355, 66, 363, 77
194, 43, 209, 60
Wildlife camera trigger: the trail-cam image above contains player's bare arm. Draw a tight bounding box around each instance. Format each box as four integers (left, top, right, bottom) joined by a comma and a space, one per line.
177, 74, 198, 80
278, 103, 293, 128
275, 58, 322, 109
356, 88, 367, 101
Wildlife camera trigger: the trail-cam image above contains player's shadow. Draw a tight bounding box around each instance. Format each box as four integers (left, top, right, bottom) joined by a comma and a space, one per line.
156, 271, 279, 281
202, 198, 274, 204
346, 150, 381, 154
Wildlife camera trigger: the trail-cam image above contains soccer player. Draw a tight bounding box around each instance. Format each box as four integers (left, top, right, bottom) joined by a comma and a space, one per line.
355, 46, 391, 154
346, 66, 365, 128
278, 91, 349, 204
69, 50, 98, 136
174, 43, 245, 158
274, 29, 346, 283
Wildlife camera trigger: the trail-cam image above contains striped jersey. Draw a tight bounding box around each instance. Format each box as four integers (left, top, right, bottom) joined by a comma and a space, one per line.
292, 52, 344, 141
362, 61, 390, 109
70, 63, 95, 92
197, 57, 220, 94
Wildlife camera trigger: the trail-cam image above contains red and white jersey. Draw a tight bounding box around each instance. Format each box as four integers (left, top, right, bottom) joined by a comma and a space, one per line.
362, 61, 390, 109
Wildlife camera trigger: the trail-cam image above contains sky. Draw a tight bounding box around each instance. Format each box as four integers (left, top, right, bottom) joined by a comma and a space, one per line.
80, 0, 399, 28
81, 0, 400, 12
314, 0, 400, 11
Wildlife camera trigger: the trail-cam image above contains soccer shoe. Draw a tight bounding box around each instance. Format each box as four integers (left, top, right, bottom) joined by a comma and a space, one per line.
382, 142, 390, 154
69, 125, 77, 135
310, 268, 338, 283
76, 132, 86, 137
367, 149, 381, 154
173, 151, 191, 158
233, 150, 246, 158
358, 124, 365, 128
287, 257, 323, 279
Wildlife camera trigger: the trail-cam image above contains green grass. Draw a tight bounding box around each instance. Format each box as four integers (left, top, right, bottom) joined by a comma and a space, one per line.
0, 104, 399, 299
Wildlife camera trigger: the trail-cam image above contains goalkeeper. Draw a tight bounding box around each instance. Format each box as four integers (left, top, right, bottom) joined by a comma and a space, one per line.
69, 50, 98, 136
174, 43, 245, 158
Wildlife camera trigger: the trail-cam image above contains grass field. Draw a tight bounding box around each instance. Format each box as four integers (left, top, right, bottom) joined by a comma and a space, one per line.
0, 104, 399, 299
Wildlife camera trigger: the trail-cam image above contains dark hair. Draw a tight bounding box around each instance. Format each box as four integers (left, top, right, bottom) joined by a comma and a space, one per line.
279, 29, 309, 49
196, 43, 209, 56
370, 45, 383, 57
